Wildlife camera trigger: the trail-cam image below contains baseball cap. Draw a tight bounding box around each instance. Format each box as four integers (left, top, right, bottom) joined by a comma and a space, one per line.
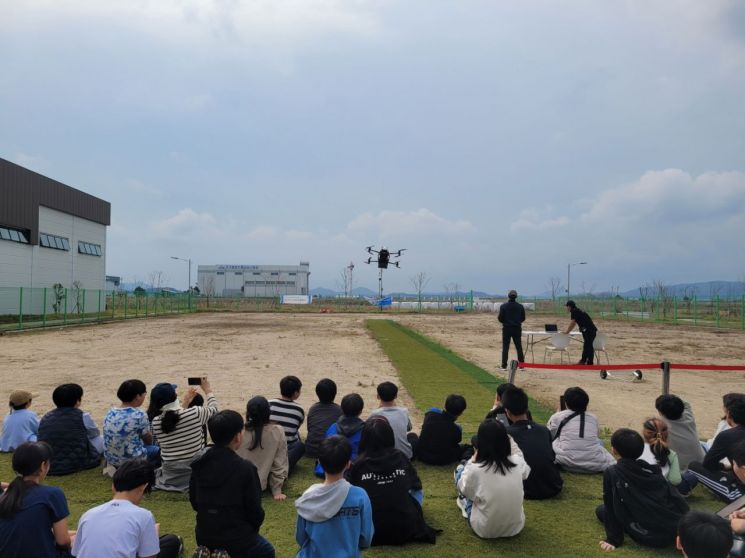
508, 289, 517, 299
9, 390, 38, 406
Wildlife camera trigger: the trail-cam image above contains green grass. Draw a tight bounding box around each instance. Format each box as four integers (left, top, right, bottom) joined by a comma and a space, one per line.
0, 319, 720, 557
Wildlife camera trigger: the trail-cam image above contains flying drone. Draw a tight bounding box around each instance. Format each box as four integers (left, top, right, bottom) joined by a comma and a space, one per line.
365, 246, 406, 269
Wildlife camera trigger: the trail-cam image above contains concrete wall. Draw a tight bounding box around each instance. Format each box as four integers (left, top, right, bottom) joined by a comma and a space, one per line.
198, 263, 310, 297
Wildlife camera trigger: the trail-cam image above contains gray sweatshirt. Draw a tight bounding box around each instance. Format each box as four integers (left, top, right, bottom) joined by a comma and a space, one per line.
295, 478, 351, 522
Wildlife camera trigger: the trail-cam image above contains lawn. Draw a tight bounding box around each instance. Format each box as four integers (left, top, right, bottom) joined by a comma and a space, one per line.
0, 319, 719, 558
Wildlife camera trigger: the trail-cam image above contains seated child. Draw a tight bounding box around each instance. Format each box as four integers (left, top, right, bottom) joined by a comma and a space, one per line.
455, 419, 530, 538
314, 393, 364, 477
547, 387, 615, 473
368, 382, 413, 459
347, 417, 437, 546
304, 379, 343, 459
640, 417, 681, 486
706, 393, 745, 454
269, 375, 306, 471
655, 394, 705, 470
237, 396, 289, 500
687, 396, 745, 502
38, 383, 102, 475
485, 383, 532, 426
103, 380, 159, 470
295, 436, 373, 557
676, 510, 733, 558
72, 459, 182, 558
596, 428, 689, 550
414, 394, 468, 465
502, 387, 563, 499
0, 441, 73, 557
0, 390, 39, 452
190, 410, 275, 558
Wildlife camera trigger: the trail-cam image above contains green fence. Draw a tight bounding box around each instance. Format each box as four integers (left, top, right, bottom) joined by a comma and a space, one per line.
530, 295, 745, 329
0, 287, 195, 332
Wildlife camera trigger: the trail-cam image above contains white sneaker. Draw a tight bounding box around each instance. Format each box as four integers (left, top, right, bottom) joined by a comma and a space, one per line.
499, 366, 508, 371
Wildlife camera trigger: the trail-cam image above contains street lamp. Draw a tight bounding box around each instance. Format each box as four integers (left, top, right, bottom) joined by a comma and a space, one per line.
566, 261, 587, 298
170, 256, 192, 292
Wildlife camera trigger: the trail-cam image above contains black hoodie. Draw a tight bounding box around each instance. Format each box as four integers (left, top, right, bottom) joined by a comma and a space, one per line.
189, 446, 265, 557
602, 458, 689, 548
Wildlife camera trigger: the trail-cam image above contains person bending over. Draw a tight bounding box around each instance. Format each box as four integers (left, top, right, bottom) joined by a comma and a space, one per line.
564, 300, 597, 365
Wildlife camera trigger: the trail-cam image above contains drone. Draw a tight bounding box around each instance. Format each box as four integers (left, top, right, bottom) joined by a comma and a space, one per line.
365, 246, 406, 269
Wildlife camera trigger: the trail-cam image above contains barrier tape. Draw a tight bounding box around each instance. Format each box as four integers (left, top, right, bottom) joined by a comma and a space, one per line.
517, 362, 745, 371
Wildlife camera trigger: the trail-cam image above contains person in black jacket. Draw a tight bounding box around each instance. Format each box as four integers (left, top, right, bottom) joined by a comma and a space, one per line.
502, 387, 562, 499
498, 290, 526, 370
565, 300, 597, 365
347, 417, 438, 546
190, 410, 275, 558
412, 394, 469, 465
596, 428, 689, 551
687, 396, 745, 502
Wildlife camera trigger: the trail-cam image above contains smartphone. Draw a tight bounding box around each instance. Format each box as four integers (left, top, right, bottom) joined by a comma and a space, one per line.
559, 395, 566, 411
187, 377, 202, 386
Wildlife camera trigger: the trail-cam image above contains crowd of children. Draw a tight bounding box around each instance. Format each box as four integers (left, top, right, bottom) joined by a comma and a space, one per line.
2, 376, 745, 557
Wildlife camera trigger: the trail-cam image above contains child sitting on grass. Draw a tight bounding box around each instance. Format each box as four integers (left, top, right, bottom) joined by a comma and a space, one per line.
413, 394, 469, 465
38, 383, 102, 475
368, 382, 414, 459
655, 394, 705, 470
596, 428, 689, 551
640, 417, 682, 487
676, 511, 732, 558
547, 386, 615, 473
305, 379, 343, 460
269, 375, 306, 471
455, 419, 530, 538
0, 390, 39, 452
237, 396, 288, 500
295, 436, 373, 557
103, 379, 159, 472
314, 393, 365, 477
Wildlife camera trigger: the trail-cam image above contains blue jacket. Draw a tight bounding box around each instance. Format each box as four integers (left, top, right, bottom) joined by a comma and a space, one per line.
295, 480, 373, 558
313, 417, 364, 477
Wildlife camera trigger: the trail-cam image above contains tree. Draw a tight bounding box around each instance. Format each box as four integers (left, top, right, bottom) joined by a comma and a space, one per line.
337, 267, 351, 297
52, 283, 66, 314
147, 271, 168, 292
652, 279, 672, 318
443, 282, 460, 305
71, 280, 84, 314
410, 272, 431, 312
548, 277, 563, 302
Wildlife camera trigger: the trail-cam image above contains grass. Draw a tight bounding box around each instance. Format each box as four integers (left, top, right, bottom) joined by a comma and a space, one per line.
0, 319, 720, 558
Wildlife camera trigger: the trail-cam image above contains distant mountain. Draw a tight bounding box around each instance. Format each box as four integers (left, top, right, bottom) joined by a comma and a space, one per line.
310, 287, 338, 297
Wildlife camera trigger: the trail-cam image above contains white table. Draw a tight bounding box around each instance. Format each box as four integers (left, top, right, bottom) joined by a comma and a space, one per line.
523, 330, 582, 362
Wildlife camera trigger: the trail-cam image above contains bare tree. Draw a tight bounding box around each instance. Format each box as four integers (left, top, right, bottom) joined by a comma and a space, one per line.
652, 279, 672, 318
201, 276, 216, 308
580, 281, 596, 298
709, 282, 723, 300
147, 271, 168, 292
443, 282, 460, 305
410, 272, 431, 312
71, 280, 84, 314
337, 267, 351, 297
548, 277, 563, 302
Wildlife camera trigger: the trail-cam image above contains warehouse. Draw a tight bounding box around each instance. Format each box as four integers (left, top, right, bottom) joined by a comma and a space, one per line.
197, 262, 310, 298
0, 157, 111, 313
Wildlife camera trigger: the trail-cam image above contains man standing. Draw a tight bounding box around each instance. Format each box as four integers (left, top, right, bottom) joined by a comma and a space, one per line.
565, 300, 597, 365
498, 289, 525, 371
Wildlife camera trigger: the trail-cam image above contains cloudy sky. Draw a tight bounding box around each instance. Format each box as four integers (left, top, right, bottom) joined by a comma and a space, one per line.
2, 0, 744, 294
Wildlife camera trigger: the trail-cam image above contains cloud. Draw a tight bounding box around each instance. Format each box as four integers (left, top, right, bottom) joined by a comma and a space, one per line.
151, 208, 218, 238
510, 208, 571, 232
347, 208, 476, 237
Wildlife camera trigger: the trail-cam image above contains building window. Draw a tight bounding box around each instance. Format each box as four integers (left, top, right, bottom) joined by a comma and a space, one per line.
289, 272, 297, 276
216, 271, 225, 275
234, 272, 243, 275
0, 226, 30, 244
78, 241, 102, 256
270, 272, 279, 276
40, 233, 70, 251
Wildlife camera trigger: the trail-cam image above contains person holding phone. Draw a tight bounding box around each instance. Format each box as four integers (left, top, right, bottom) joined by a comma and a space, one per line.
147, 377, 218, 492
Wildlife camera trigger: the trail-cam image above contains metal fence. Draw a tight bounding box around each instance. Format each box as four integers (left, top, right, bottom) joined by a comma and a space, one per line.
0, 287, 195, 332
530, 296, 745, 329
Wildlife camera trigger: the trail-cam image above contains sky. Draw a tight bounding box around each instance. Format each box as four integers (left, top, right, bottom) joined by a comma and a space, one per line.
2, 0, 744, 294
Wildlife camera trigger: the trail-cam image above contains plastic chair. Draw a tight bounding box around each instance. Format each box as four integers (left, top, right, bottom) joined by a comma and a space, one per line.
544, 333, 571, 363
593, 332, 610, 364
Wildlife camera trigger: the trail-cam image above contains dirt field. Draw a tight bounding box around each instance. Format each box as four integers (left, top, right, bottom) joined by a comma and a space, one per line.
398, 313, 745, 437
2, 311, 744, 437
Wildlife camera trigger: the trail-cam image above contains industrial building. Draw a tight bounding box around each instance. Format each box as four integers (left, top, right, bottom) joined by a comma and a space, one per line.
0, 157, 111, 313
197, 262, 310, 297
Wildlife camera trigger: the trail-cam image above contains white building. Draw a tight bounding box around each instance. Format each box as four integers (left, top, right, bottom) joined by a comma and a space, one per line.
0, 158, 111, 314
198, 262, 310, 297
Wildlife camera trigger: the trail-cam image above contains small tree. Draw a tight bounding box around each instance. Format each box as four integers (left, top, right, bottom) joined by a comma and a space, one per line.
201, 277, 215, 308
548, 277, 562, 302
410, 272, 431, 312
52, 283, 66, 314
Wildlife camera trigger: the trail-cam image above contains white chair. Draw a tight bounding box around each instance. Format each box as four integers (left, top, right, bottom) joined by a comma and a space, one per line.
544, 333, 571, 363
594, 332, 610, 364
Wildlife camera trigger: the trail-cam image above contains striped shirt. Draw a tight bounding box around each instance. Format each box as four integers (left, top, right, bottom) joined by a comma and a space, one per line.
152, 394, 218, 462
268, 398, 305, 445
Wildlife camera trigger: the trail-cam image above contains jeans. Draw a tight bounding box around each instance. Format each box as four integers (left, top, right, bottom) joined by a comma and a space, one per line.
288, 440, 305, 472
245, 535, 275, 558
